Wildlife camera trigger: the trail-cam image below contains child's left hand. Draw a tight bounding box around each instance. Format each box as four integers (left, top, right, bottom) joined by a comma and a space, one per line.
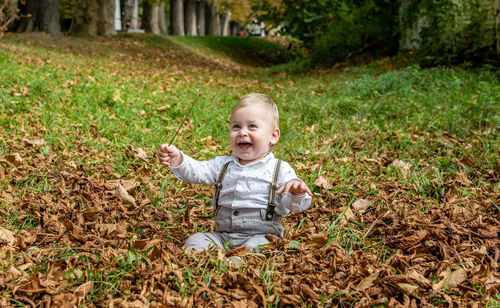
277, 180, 313, 196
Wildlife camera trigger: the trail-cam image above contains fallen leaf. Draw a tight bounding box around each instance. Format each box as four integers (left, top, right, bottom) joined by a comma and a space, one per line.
314, 176, 332, 189
391, 159, 412, 177
340, 207, 355, 225
157, 104, 171, 111
4, 266, 22, 283
73, 281, 93, 298
355, 272, 379, 291
352, 198, 371, 214
121, 179, 139, 194
130, 147, 149, 162
0, 227, 16, 246
396, 283, 419, 296
115, 182, 136, 206
304, 233, 328, 249
4, 153, 22, 166
22, 138, 46, 147
454, 171, 472, 186
446, 268, 467, 289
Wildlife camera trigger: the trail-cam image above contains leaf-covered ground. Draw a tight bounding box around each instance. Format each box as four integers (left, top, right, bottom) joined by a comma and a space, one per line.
0, 33, 499, 307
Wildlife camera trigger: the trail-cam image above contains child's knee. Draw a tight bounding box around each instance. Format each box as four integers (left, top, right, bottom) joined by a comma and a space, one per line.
185, 233, 223, 251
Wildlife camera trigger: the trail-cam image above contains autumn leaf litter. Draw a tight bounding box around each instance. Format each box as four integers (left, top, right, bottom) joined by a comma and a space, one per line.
0, 34, 499, 307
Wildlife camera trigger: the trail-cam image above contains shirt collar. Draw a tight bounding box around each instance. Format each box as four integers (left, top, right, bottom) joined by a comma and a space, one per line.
231, 152, 275, 167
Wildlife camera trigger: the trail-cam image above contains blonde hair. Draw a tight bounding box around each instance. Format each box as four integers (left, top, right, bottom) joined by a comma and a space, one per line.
231, 93, 279, 129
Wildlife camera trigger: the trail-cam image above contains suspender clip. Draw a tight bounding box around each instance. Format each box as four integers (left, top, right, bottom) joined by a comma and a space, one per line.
266, 203, 276, 221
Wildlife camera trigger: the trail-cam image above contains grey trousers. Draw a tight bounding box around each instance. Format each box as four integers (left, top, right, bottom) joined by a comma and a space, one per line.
185, 207, 283, 251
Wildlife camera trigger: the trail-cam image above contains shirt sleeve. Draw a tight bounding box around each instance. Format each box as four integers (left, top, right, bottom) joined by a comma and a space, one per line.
169, 152, 228, 185
274, 161, 312, 216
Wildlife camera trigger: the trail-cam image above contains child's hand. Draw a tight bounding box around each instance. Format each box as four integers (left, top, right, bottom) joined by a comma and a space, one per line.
158, 144, 183, 167
277, 179, 313, 196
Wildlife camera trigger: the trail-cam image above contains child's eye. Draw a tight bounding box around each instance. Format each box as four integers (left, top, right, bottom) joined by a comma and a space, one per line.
232, 124, 240, 130
249, 124, 257, 129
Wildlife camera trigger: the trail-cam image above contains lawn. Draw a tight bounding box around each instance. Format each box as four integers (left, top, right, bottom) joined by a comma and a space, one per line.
0, 32, 499, 307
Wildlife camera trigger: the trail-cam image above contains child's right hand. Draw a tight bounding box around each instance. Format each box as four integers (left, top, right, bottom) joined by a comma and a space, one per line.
158, 144, 183, 167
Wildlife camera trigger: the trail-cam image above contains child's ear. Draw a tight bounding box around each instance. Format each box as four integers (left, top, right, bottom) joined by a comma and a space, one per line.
270, 128, 280, 145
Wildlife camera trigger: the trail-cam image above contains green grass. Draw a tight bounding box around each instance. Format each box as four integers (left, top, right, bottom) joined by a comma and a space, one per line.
166, 35, 293, 67
0, 33, 498, 306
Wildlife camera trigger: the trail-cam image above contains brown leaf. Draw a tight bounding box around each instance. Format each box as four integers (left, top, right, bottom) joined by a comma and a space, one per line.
454, 171, 472, 186
52, 293, 77, 308
0, 227, 16, 246
396, 283, 419, 296
387, 230, 428, 249
485, 272, 500, 292
130, 147, 149, 162
314, 176, 332, 189
4, 153, 23, 166
340, 206, 355, 225
22, 138, 46, 147
73, 281, 93, 298
355, 272, 379, 291
121, 179, 139, 194
304, 233, 328, 249
391, 159, 412, 177
352, 198, 372, 214
4, 266, 22, 283
115, 182, 136, 206
95, 223, 127, 239
446, 268, 467, 289
157, 104, 171, 111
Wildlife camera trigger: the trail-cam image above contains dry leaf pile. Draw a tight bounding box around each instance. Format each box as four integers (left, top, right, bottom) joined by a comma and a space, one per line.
0, 33, 498, 307
0, 138, 498, 307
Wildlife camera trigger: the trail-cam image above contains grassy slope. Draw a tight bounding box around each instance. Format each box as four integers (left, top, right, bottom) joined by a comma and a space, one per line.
0, 33, 499, 306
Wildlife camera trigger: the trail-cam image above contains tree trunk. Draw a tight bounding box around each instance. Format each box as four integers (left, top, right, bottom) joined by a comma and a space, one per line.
196, 1, 206, 35
230, 21, 239, 36
114, 0, 121, 31
221, 9, 231, 36
184, 0, 197, 36
14, 0, 61, 37
121, 0, 134, 30
158, 1, 167, 35
206, 3, 220, 35
495, 0, 500, 56
171, 0, 185, 35
69, 0, 116, 36
141, 1, 160, 34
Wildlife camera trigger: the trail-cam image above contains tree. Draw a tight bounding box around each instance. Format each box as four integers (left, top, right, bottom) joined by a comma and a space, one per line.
141, 1, 160, 34
196, 0, 206, 35
221, 9, 231, 35
171, 0, 184, 35
13, 0, 61, 37
185, 0, 197, 35
206, 2, 220, 35
158, 1, 167, 34
121, 0, 135, 31
69, 0, 116, 36
495, 0, 500, 56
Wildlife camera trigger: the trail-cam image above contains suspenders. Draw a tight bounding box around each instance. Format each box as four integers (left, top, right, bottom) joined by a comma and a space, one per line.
214, 159, 282, 221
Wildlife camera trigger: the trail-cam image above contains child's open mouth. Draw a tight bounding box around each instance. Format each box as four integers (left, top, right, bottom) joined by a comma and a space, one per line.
238, 142, 252, 150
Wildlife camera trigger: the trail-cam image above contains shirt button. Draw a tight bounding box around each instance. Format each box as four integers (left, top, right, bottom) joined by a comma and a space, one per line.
233, 211, 239, 216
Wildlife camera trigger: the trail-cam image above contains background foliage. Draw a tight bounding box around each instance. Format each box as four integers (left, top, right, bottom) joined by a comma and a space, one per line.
261, 0, 499, 67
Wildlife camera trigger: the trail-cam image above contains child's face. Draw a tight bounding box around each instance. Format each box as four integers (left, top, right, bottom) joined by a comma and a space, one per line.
229, 103, 280, 165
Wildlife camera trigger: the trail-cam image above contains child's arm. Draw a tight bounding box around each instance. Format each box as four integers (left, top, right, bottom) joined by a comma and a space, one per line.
159, 144, 226, 185
158, 144, 183, 167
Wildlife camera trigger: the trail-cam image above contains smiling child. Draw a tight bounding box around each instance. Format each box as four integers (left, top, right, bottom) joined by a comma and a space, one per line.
158, 93, 312, 251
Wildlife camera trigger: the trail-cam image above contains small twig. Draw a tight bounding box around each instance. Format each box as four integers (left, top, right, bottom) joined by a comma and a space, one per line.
168, 92, 202, 146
